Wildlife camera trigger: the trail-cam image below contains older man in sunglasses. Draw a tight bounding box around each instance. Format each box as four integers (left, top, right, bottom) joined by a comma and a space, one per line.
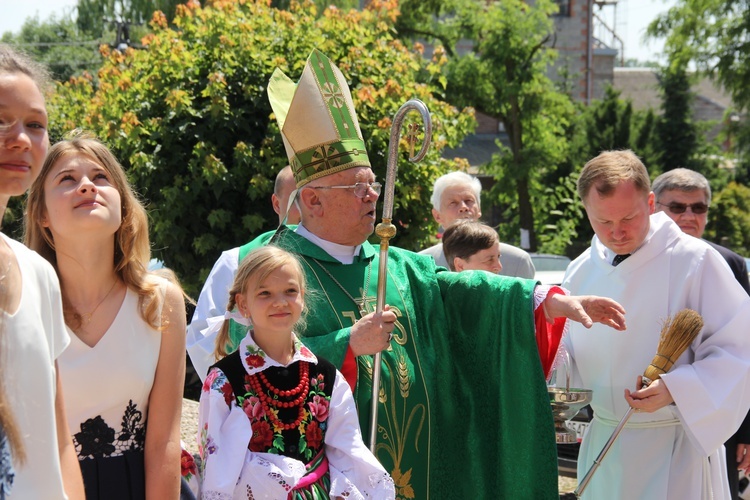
653, 167, 750, 499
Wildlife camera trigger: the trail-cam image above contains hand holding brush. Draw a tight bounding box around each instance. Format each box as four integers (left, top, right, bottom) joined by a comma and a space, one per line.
575, 309, 704, 498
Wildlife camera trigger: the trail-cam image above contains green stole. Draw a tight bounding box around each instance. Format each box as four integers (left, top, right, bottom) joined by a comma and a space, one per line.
230, 226, 558, 499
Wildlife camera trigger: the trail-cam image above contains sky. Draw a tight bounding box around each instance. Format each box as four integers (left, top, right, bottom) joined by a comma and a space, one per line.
1, 0, 679, 63
1, 0, 78, 36
596, 0, 679, 63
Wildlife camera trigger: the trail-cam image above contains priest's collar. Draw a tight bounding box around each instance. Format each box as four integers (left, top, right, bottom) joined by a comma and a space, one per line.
295, 224, 362, 264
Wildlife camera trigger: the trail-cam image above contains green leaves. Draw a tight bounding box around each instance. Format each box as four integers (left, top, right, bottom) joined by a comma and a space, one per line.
650, 0, 750, 183
434, 0, 575, 252
47, 0, 473, 295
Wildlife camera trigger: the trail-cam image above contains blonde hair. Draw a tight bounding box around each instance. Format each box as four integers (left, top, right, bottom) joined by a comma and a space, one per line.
0, 297, 24, 465
214, 246, 307, 360
577, 150, 651, 203
25, 131, 175, 331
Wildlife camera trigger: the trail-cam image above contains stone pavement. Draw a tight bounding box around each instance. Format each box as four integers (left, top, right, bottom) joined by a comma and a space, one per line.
181, 398, 200, 456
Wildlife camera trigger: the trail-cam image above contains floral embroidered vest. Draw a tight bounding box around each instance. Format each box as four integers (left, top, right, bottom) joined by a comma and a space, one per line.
212, 352, 336, 463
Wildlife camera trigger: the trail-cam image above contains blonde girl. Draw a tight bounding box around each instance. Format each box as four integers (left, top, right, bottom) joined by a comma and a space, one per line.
25, 132, 186, 499
198, 245, 394, 499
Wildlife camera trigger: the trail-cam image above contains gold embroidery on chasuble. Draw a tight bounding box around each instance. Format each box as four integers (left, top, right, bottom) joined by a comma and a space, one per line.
302, 258, 429, 499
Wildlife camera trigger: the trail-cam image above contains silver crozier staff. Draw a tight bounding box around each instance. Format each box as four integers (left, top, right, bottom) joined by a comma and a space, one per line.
369, 100, 432, 452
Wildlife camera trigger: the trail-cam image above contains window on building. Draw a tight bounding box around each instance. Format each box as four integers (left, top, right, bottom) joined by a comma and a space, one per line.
553, 0, 571, 17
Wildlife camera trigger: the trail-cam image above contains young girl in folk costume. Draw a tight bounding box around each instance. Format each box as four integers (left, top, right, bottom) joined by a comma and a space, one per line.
24, 132, 187, 499
0, 44, 84, 499
198, 245, 394, 499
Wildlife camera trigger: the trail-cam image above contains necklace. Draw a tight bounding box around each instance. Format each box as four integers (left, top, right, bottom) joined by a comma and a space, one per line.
248, 362, 311, 430
310, 258, 372, 317
77, 279, 119, 326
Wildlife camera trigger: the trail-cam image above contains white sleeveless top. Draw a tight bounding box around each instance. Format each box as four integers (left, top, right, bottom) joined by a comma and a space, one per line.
59, 281, 164, 460
3, 234, 69, 499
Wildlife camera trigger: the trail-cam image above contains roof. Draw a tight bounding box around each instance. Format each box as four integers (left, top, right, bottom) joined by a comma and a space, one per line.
612, 67, 733, 112
442, 133, 509, 167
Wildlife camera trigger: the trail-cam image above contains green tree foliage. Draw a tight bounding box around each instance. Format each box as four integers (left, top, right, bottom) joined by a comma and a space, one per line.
562, 86, 660, 254
2, 2, 186, 84
76, 0, 184, 34
393, 0, 463, 57
47, 0, 475, 294
410, 0, 578, 252
656, 64, 697, 172
270, 0, 359, 12
1, 15, 102, 82
706, 181, 750, 254
568, 86, 659, 177
655, 63, 725, 183
580, 87, 637, 155
649, 0, 750, 178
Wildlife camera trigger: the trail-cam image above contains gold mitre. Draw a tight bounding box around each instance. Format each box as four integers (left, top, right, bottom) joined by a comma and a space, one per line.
268, 49, 371, 188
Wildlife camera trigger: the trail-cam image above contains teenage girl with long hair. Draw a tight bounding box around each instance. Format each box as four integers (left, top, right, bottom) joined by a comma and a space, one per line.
25, 132, 186, 499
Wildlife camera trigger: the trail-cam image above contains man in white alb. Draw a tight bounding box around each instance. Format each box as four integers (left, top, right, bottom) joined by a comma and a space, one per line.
563, 150, 750, 499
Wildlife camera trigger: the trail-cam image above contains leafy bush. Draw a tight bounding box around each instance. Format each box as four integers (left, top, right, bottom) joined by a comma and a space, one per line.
47, 0, 475, 294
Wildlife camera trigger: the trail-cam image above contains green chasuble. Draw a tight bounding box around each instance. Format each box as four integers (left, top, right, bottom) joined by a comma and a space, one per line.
236, 227, 558, 499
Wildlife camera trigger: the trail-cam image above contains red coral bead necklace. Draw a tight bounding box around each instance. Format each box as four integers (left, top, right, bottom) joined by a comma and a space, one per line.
249, 361, 310, 430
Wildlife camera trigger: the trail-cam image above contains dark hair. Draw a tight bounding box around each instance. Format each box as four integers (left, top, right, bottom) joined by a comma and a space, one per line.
442, 220, 499, 271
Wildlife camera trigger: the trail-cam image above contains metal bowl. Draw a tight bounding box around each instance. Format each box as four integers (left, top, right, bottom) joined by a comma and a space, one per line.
549, 387, 593, 444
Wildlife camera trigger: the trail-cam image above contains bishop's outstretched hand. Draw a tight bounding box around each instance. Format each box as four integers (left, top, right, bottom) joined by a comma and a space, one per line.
544, 293, 627, 331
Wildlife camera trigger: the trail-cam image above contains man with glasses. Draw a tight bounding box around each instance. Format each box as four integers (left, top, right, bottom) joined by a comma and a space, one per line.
653, 168, 750, 499
562, 150, 750, 499
189, 49, 629, 499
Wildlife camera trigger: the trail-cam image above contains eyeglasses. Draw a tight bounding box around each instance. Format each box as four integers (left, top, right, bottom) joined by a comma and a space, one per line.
309, 182, 382, 199
657, 201, 709, 215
